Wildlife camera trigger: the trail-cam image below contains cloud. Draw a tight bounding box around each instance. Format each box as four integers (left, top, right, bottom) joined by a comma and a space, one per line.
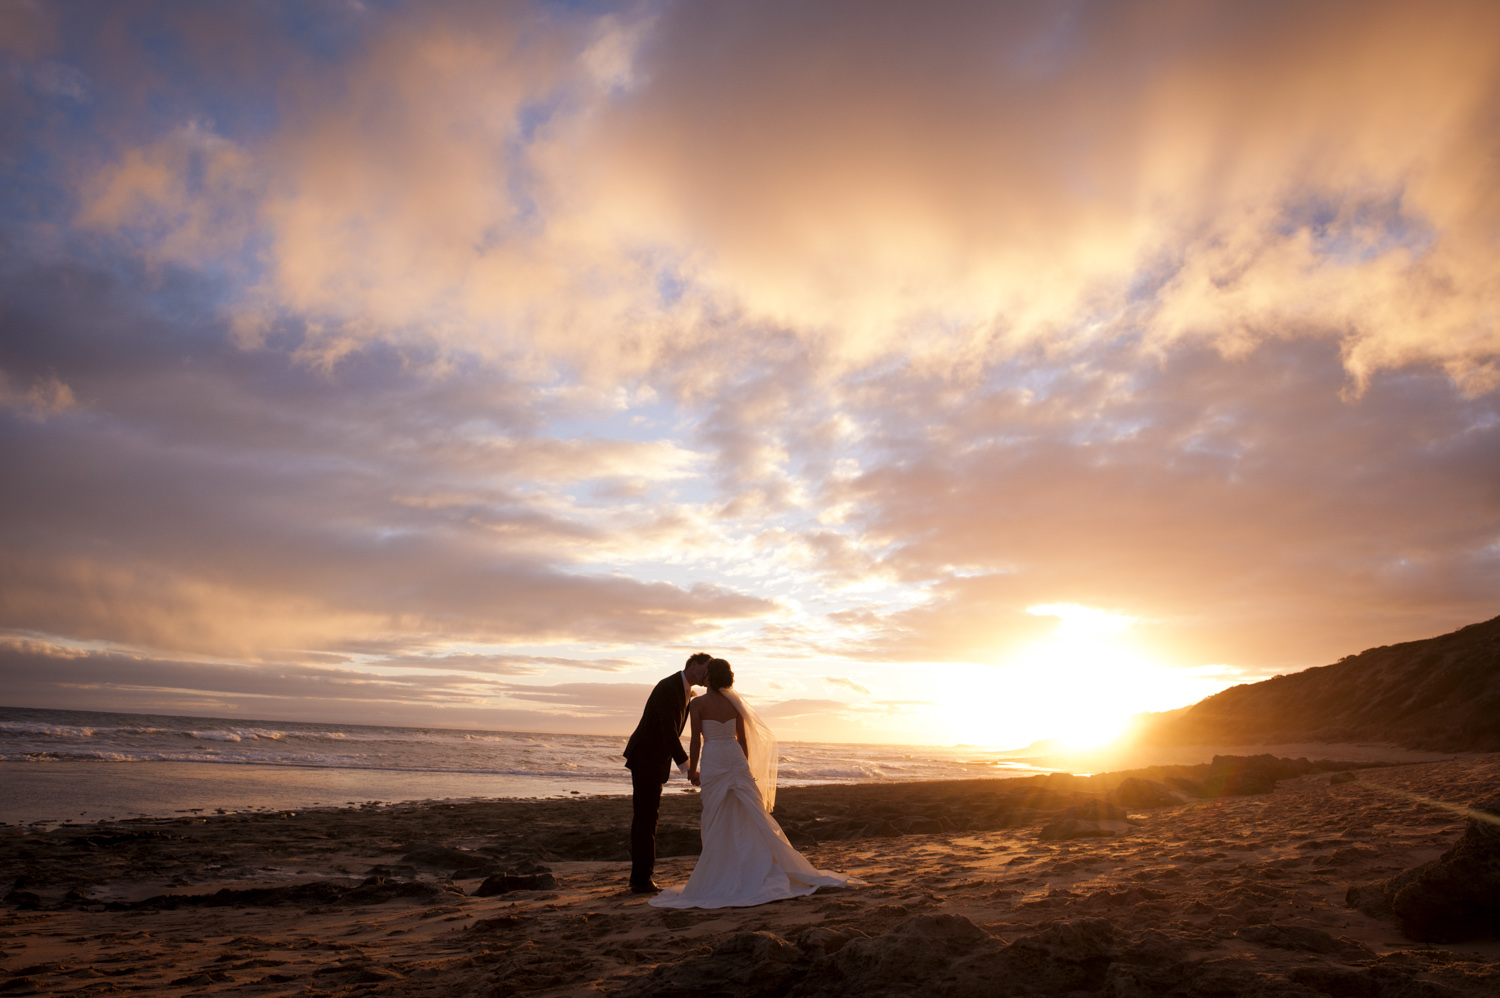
492, 680, 654, 720
579, 0, 1500, 383
818, 339, 1500, 669
19, 60, 89, 101
0, 637, 659, 730
825, 676, 870, 696
371, 653, 638, 675
0, 258, 777, 661
0, 370, 75, 420
757, 698, 852, 720
52, 0, 1500, 386
0, 1, 55, 61
2, 1, 1498, 743
77, 122, 259, 267
0, 639, 503, 705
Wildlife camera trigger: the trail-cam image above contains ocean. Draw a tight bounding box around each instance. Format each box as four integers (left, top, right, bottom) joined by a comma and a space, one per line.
0, 705, 1051, 825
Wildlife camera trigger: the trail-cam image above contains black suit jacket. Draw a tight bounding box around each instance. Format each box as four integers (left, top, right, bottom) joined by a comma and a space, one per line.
623, 672, 690, 782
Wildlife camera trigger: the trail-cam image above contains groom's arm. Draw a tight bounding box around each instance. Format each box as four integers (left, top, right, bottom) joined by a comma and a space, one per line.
687, 705, 702, 785
645, 681, 690, 767
669, 697, 689, 766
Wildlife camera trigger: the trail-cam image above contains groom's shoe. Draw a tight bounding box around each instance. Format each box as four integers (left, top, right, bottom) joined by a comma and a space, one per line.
629, 880, 659, 894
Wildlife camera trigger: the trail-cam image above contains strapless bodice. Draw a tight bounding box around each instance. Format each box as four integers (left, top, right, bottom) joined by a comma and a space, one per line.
702, 717, 738, 741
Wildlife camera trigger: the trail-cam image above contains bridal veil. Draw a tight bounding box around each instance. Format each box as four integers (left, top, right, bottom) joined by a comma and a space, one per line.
720, 688, 778, 811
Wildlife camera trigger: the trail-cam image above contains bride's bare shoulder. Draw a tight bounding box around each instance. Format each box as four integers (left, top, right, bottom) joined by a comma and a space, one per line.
694, 690, 741, 722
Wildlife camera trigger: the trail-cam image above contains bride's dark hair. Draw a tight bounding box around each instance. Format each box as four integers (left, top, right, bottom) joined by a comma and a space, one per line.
706, 658, 734, 691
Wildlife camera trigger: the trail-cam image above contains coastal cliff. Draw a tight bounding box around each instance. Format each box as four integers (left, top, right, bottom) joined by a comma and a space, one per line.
1142, 615, 1500, 751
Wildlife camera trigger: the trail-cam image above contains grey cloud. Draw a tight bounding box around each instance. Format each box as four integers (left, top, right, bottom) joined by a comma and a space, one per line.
493, 681, 655, 717
757, 698, 852, 720
370, 653, 637, 674
0, 641, 650, 734
0, 259, 776, 658
0, 642, 503, 703
0, 640, 663, 732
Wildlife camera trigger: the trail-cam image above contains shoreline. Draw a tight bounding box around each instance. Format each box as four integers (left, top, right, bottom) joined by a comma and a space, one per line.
0, 760, 639, 827
0, 759, 1060, 828
1, 734, 1451, 827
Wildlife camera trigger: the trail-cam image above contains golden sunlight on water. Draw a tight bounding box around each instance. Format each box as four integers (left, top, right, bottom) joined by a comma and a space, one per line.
944, 604, 1242, 750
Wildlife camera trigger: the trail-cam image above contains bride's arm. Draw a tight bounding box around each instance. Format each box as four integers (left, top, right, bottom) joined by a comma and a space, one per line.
688, 700, 703, 785
735, 713, 748, 758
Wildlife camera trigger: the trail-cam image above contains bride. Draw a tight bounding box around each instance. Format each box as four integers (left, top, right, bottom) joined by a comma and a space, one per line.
649, 658, 864, 909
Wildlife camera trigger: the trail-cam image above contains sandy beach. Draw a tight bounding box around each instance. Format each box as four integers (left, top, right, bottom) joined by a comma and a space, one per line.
3, 753, 1498, 997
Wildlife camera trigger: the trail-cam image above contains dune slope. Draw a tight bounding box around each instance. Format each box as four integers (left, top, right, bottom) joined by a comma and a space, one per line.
1144, 615, 1500, 751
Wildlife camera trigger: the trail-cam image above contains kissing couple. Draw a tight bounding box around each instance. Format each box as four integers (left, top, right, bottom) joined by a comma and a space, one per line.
622, 652, 865, 908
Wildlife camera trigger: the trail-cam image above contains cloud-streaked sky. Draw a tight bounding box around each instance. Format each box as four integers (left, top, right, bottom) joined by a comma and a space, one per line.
2, 0, 1497, 747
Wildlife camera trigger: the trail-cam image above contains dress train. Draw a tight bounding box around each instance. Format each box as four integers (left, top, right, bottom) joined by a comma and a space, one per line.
649, 719, 863, 909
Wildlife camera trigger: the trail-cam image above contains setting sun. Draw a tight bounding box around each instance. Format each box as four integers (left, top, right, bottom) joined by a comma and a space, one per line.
944, 605, 1242, 750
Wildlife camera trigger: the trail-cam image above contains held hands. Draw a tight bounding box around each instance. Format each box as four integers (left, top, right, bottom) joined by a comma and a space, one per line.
689, 767, 701, 786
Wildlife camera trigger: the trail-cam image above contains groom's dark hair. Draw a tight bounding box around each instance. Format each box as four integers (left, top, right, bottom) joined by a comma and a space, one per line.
685, 652, 713, 668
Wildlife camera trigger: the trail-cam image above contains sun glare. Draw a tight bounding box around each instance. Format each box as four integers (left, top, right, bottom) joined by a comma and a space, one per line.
943, 605, 1230, 750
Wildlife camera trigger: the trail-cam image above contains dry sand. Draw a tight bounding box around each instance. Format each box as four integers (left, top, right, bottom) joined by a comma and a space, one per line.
3, 754, 1498, 997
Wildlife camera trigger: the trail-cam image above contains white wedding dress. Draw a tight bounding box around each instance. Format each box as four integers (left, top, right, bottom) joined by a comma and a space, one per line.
649, 714, 864, 909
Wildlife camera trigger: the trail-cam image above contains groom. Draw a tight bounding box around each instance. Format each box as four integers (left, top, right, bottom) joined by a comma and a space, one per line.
623, 652, 712, 893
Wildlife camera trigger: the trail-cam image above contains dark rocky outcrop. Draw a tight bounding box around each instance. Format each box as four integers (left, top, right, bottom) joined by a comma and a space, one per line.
1039, 801, 1135, 841
1347, 792, 1500, 942
400, 842, 497, 875
1142, 614, 1500, 751
1235, 924, 1370, 958
1288, 965, 1462, 998
1105, 755, 1332, 800
828, 913, 1000, 994
1196, 756, 1280, 796
612, 914, 1006, 998
1108, 778, 1183, 809
105, 876, 463, 910
655, 824, 703, 857
610, 913, 1421, 998
471, 872, 558, 896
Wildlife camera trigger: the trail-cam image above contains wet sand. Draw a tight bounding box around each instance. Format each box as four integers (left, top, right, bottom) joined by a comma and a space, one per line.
3, 754, 1498, 997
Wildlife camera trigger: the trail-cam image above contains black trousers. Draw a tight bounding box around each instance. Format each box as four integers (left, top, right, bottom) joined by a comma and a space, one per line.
629, 765, 666, 886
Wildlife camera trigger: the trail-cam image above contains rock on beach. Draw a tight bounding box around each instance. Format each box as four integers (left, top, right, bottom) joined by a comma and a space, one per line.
1348, 791, 1500, 942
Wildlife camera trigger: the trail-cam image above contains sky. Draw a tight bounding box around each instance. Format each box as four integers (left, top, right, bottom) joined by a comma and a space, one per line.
1, 0, 1498, 748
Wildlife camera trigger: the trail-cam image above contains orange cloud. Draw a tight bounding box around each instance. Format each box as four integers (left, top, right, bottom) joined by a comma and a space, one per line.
0, 370, 75, 420
572, 0, 1500, 380
65, 0, 1500, 386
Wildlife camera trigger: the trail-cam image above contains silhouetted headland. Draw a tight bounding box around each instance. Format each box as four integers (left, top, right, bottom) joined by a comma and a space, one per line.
1139, 614, 1500, 752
